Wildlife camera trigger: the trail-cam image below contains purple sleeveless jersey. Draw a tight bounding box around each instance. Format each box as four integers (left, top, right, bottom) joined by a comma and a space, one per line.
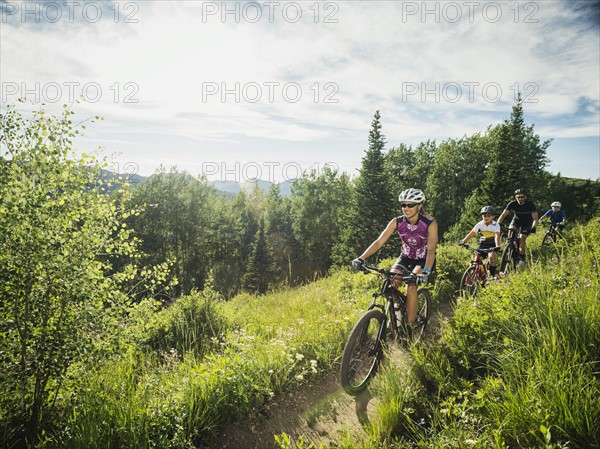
396, 212, 434, 260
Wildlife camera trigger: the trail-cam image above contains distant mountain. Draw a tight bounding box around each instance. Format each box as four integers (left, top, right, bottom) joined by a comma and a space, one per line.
208, 180, 242, 195
207, 178, 297, 196
98, 169, 147, 193
96, 170, 298, 198
240, 178, 273, 193
278, 179, 295, 196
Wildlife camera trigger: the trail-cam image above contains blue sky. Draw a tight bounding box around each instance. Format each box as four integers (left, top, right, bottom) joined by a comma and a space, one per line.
1, 0, 599, 182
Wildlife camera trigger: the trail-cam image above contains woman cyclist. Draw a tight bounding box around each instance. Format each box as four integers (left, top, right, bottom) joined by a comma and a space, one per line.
352, 188, 438, 327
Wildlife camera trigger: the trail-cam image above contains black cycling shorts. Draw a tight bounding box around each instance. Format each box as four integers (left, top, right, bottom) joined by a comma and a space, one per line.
391, 255, 435, 274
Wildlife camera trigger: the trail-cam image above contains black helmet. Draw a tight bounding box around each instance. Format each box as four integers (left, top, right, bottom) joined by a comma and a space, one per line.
480, 206, 496, 215
515, 188, 527, 195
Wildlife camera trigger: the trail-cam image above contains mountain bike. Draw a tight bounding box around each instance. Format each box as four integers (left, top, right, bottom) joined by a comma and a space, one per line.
459, 243, 501, 296
340, 264, 431, 396
499, 227, 528, 275
542, 222, 565, 246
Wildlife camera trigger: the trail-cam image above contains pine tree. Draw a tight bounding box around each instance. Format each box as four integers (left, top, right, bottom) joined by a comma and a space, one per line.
334, 111, 394, 262
479, 94, 551, 207
265, 184, 297, 284
242, 219, 272, 294
292, 167, 352, 276
448, 96, 552, 240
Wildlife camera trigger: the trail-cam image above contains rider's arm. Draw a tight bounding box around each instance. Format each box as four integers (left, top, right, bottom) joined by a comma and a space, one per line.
494, 231, 501, 247
422, 220, 438, 274
461, 230, 476, 244
358, 218, 397, 260
531, 210, 539, 229
497, 209, 509, 224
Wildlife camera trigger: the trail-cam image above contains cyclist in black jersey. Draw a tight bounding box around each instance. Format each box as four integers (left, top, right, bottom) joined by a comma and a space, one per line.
497, 188, 539, 266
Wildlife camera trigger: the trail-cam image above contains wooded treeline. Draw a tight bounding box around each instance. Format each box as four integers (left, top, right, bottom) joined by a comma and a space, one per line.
1, 99, 598, 447
123, 99, 599, 298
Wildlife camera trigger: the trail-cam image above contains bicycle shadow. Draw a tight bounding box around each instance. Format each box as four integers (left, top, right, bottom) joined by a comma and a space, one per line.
353, 388, 374, 427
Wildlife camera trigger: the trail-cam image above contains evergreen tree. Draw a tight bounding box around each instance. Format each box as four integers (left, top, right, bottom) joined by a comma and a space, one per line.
448, 96, 552, 240
292, 167, 352, 277
265, 184, 297, 284
479, 95, 551, 207
335, 111, 394, 262
426, 135, 489, 238
242, 218, 272, 294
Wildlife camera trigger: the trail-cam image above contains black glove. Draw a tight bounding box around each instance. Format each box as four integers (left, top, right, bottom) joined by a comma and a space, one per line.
529, 226, 537, 234
352, 257, 365, 271
418, 267, 431, 284
417, 273, 429, 284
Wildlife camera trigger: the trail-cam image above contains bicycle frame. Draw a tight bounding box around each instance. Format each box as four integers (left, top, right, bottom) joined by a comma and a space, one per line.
547, 223, 561, 237
460, 244, 499, 296
366, 269, 416, 340
500, 227, 525, 274
340, 264, 431, 395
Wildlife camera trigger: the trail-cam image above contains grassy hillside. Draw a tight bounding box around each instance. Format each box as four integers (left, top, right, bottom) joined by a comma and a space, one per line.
19, 219, 600, 449
327, 220, 600, 449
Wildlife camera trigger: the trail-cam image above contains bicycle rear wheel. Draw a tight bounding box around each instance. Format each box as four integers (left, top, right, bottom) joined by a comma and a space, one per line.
399, 288, 431, 344
340, 309, 386, 395
460, 266, 481, 296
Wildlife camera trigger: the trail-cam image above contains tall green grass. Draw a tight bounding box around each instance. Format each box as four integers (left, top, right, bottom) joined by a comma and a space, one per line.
38, 268, 379, 449
364, 218, 600, 449
32, 219, 599, 449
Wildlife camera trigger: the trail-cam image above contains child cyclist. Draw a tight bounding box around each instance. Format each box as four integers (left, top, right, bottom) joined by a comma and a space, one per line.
540, 201, 566, 231
460, 206, 501, 278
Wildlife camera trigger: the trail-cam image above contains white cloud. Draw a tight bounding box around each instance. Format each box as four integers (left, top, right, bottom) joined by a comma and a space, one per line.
1, 0, 598, 180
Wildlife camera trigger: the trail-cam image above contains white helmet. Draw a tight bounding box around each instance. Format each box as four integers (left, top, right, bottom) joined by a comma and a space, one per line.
551, 201, 561, 207
398, 188, 425, 204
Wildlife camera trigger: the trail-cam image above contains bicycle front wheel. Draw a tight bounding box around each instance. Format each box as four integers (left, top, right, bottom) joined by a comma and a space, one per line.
542, 231, 555, 246
340, 309, 386, 395
460, 266, 481, 296
499, 244, 515, 275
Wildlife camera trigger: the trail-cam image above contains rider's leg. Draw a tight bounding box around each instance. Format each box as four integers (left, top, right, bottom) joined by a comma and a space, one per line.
489, 252, 497, 276
406, 283, 417, 325
390, 267, 402, 291
519, 234, 528, 261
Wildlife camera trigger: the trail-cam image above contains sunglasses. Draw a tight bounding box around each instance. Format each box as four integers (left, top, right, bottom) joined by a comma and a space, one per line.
516, 196, 526, 199
401, 203, 418, 208
482, 213, 493, 217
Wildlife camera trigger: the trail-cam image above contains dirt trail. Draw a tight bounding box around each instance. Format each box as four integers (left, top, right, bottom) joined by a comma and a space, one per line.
216, 302, 454, 449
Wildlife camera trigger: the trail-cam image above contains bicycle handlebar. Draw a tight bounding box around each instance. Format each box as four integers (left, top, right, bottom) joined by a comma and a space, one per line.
359, 264, 425, 285
459, 243, 501, 253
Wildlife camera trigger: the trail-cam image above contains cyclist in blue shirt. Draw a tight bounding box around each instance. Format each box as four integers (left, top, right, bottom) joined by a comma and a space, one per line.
541, 201, 566, 231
